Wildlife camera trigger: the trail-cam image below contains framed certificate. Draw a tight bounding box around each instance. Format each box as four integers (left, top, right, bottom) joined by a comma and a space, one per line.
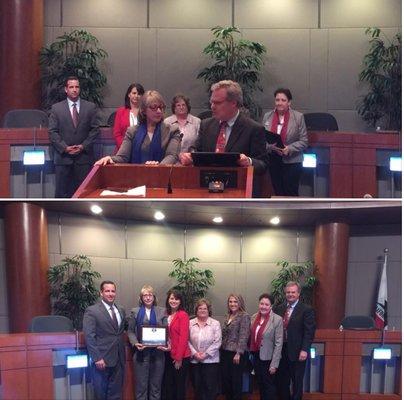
140, 326, 167, 346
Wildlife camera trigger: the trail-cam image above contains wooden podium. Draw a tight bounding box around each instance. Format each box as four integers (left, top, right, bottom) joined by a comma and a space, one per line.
73, 164, 254, 198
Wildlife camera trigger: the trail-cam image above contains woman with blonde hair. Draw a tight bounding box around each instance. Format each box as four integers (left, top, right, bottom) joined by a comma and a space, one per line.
220, 293, 251, 400
95, 90, 181, 166
127, 285, 168, 400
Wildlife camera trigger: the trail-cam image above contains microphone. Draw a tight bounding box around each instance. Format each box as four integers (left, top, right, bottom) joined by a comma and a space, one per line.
167, 132, 183, 194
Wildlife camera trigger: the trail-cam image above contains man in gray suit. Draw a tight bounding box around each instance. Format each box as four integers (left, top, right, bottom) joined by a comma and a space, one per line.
48, 76, 100, 197
83, 281, 126, 400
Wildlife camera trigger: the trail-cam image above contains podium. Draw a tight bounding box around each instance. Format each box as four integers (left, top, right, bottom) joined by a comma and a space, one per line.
73, 164, 254, 198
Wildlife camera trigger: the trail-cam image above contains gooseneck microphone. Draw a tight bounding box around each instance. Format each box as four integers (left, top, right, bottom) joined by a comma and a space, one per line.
167, 132, 183, 194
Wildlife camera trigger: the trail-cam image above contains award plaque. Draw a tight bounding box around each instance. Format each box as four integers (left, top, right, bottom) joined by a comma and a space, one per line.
140, 326, 167, 346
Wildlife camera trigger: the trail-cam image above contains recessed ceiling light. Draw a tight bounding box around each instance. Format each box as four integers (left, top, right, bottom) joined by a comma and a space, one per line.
270, 216, 280, 225
154, 211, 165, 221
212, 216, 223, 223
90, 205, 103, 215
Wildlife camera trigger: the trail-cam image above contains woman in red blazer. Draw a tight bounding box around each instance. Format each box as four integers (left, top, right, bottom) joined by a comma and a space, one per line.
163, 289, 191, 400
113, 82, 145, 151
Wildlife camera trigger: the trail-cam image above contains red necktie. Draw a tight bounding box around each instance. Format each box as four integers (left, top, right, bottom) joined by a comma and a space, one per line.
283, 304, 292, 340
72, 103, 79, 128
215, 121, 227, 153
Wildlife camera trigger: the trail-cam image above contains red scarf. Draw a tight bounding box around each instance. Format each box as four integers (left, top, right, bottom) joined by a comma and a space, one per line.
270, 109, 290, 144
250, 312, 270, 352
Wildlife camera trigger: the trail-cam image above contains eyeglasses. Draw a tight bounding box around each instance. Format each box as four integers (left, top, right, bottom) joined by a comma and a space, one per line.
148, 104, 165, 112
142, 293, 154, 298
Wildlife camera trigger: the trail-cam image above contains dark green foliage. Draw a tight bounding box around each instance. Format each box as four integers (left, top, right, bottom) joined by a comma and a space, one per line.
197, 26, 267, 120
169, 257, 215, 315
270, 260, 316, 307
47, 255, 101, 329
39, 29, 108, 109
357, 27, 401, 130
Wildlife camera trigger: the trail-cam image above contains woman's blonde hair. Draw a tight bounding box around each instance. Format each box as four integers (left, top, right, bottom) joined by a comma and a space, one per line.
138, 284, 157, 306
138, 90, 166, 124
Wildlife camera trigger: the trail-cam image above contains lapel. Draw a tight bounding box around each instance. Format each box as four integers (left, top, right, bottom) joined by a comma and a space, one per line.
98, 301, 119, 330
160, 123, 170, 149
289, 301, 302, 324
263, 312, 275, 335
225, 113, 243, 151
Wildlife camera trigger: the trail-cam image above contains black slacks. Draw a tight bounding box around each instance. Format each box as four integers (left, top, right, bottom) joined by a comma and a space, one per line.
269, 161, 303, 197
162, 355, 190, 400
252, 352, 277, 400
190, 362, 219, 400
220, 350, 245, 400
92, 362, 124, 400
55, 162, 91, 198
276, 345, 307, 400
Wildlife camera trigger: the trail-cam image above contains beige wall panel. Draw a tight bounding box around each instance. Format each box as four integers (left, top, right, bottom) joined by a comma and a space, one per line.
117, 259, 134, 312
308, 29, 328, 111
149, 0, 232, 29
62, 0, 147, 28
186, 227, 241, 263
329, 110, 368, 132
322, 0, 401, 28
139, 29, 158, 91
60, 214, 126, 258
44, 0, 61, 27
244, 262, 279, 313
348, 234, 401, 263
386, 260, 401, 330
244, 29, 310, 111
296, 230, 314, 262
235, 0, 318, 29
47, 212, 60, 254
127, 223, 184, 261
156, 29, 213, 109
89, 28, 139, 108
90, 255, 122, 290
242, 228, 299, 263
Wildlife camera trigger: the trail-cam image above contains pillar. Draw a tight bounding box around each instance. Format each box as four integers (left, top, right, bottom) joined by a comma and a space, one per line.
0, 0, 44, 121
4, 202, 50, 332
314, 221, 350, 329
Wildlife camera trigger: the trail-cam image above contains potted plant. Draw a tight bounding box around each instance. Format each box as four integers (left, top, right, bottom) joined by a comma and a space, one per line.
197, 26, 267, 120
39, 29, 108, 110
357, 27, 401, 131
47, 254, 101, 330
270, 260, 316, 306
168, 257, 215, 315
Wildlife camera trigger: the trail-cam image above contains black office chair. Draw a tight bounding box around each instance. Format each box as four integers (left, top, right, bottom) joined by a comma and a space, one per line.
2, 109, 49, 128
304, 112, 339, 131
340, 315, 375, 330
29, 315, 74, 333
197, 110, 212, 120
107, 111, 117, 127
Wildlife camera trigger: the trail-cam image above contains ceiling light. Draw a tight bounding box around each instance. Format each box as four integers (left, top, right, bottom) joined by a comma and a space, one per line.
212, 216, 223, 223
90, 205, 103, 215
270, 216, 280, 225
154, 211, 165, 221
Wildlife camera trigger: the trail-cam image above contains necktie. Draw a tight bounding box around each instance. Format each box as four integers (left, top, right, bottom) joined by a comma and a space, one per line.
215, 121, 227, 153
283, 304, 292, 340
110, 306, 119, 329
72, 103, 79, 128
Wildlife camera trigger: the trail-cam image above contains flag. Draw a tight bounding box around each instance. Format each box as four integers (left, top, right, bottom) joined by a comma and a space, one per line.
375, 255, 388, 330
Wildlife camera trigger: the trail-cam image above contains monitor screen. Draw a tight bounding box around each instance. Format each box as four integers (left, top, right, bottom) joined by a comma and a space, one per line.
66, 354, 88, 369
23, 150, 45, 165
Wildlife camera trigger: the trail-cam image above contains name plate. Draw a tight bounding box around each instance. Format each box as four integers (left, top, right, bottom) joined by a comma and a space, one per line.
141, 326, 167, 347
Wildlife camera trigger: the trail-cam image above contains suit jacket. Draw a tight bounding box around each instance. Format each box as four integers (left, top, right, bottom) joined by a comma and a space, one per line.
273, 301, 316, 362
111, 121, 181, 165
192, 113, 268, 174
168, 310, 191, 362
250, 312, 283, 368
221, 312, 251, 354
113, 107, 133, 149
48, 99, 100, 165
83, 300, 126, 367
262, 109, 308, 164
127, 306, 167, 348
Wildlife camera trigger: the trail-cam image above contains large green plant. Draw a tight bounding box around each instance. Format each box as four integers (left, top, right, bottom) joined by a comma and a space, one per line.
169, 257, 215, 315
270, 260, 316, 307
197, 26, 267, 120
39, 29, 108, 109
47, 255, 101, 329
357, 27, 401, 131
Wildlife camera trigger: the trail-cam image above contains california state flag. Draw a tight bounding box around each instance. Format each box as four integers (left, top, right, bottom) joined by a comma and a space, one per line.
375, 256, 388, 330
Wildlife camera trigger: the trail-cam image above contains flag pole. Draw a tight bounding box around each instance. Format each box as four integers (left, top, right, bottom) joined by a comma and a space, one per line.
381, 248, 388, 346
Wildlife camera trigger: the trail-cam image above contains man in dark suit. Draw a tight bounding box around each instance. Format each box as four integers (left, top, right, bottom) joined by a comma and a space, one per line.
179, 80, 268, 177
48, 76, 100, 197
83, 281, 126, 400
273, 281, 316, 400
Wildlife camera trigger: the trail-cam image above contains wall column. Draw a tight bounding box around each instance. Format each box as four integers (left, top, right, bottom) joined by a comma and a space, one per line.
314, 221, 350, 329
4, 202, 49, 332
0, 0, 44, 121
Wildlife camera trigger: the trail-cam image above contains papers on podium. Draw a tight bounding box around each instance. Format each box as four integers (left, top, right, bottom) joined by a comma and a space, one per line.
100, 185, 146, 197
